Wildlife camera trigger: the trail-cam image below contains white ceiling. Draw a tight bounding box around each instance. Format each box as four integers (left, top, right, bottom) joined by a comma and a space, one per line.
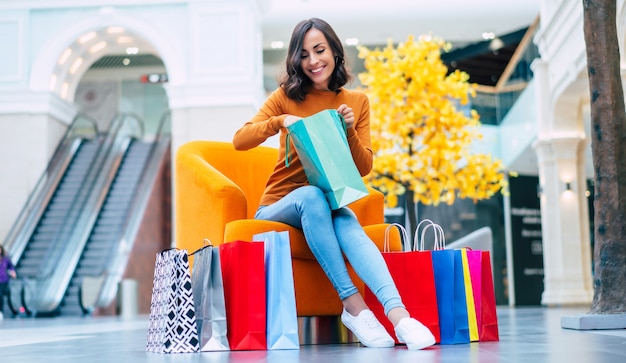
261, 0, 541, 49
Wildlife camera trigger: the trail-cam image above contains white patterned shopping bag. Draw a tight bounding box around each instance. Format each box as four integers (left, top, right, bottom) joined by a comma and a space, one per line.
146, 248, 199, 353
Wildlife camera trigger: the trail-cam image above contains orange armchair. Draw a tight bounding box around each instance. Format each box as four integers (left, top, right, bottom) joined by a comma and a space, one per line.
175, 140, 401, 316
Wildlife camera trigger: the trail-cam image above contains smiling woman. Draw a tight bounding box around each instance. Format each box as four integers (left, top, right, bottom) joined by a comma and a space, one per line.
232, 18, 437, 350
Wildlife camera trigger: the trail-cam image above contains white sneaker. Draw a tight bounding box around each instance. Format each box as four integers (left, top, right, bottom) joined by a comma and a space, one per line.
0, 311, 4, 320
341, 309, 394, 348
394, 317, 436, 350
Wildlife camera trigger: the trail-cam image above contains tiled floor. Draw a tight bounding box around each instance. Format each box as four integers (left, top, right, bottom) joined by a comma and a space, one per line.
1, 306, 625, 363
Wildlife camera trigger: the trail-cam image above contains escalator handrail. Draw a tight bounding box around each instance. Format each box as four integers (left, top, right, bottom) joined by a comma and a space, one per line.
3, 114, 98, 265
92, 111, 172, 309
25, 113, 145, 314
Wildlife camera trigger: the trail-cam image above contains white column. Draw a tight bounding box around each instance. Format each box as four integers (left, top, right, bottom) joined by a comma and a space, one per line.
0, 91, 76, 241
533, 136, 593, 306
167, 0, 266, 152
167, 0, 267, 245
531, 56, 593, 306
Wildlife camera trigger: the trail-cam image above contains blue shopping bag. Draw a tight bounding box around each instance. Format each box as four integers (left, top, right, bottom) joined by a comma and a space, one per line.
254, 231, 300, 350
418, 220, 470, 345
286, 109, 369, 209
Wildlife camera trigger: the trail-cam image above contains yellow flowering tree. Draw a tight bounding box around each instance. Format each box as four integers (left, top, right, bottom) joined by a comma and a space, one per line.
358, 35, 508, 228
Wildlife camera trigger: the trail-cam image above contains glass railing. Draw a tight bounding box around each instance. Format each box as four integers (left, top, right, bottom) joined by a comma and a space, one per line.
3, 114, 98, 263
91, 111, 171, 311
471, 19, 540, 126
24, 113, 144, 314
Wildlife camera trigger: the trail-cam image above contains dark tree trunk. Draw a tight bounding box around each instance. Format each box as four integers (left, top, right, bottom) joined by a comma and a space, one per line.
582, 0, 626, 313
405, 188, 418, 249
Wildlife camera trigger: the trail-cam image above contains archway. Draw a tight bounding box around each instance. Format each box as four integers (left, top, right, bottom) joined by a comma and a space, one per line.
29, 9, 184, 108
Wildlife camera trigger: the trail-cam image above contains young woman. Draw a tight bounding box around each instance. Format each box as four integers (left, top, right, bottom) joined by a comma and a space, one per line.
233, 18, 435, 350
0, 245, 17, 320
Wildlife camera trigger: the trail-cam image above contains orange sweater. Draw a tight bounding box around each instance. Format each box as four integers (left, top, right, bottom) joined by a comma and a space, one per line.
233, 87, 373, 206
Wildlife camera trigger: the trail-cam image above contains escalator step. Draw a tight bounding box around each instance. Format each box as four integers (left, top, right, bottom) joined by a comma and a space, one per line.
83, 251, 109, 260
66, 285, 80, 295
88, 234, 121, 243
39, 213, 66, 222
43, 208, 72, 217
97, 214, 128, 222
24, 240, 49, 247
22, 249, 48, 259
75, 266, 103, 276
17, 267, 39, 277
92, 225, 124, 234
35, 227, 64, 235
84, 241, 113, 249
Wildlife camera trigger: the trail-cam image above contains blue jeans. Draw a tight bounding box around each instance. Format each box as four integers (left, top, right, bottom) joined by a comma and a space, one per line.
255, 185, 404, 315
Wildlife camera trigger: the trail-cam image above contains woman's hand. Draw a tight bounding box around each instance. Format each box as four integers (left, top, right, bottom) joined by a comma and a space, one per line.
283, 115, 301, 128
337, 104, 354, 128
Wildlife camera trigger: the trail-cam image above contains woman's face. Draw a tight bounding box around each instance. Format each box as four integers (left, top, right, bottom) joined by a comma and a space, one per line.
300, 27, 335, 91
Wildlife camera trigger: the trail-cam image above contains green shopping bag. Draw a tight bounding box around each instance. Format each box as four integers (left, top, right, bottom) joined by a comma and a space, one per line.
286, 109, 369, 209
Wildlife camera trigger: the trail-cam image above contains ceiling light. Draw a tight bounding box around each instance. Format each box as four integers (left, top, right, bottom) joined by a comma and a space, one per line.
489, 38, 504, 51
116, 36, 133, 44
106, 26, 125, 34
126, 47, 139, 55
482, 32, 495, 40
58, 48, 72, 65
418, 34, 432, 42
49, 74, 57, 91
70, 57, 83, 74
78, 31, 96, 44
89, 41, 107, 54
345, 38, 359, 46
270, 41, 284, 49
61, 82, 69, 99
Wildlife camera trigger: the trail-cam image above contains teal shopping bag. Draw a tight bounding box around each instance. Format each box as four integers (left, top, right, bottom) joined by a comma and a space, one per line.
254, 231, 300, 350
286, 109, 369, 209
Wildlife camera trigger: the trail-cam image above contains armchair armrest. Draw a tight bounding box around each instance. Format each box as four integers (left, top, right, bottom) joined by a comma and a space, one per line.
175, 151, 247, 253
348, 185, 385, 226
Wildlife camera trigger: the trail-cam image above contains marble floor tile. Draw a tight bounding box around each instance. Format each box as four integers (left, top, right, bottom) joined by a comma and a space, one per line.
1, 307, 624, 363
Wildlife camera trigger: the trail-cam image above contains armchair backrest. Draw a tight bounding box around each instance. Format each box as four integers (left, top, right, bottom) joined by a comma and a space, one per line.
180, 141, 278, 219
175, 140, 386, 251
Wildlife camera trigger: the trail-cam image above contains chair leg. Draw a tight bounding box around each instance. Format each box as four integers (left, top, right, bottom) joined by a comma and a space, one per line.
298, 316, 359, 345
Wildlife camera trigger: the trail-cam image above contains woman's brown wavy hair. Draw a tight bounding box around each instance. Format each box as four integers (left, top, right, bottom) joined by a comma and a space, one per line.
280, 18, 352, 102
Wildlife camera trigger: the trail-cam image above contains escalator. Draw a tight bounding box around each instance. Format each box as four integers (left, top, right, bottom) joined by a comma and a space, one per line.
4, 112, 171, 317
59, 140, 153, 316
16, 140, 101, 280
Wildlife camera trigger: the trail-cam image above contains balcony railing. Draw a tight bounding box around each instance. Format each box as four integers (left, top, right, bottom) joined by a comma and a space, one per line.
471, 17, 540, 126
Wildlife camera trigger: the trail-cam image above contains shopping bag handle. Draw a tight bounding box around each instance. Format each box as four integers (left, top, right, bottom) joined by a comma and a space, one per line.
384, 223, 409, 252
286, 132, 293, 167
414, 219, 446, 250
190, 238, 214, 256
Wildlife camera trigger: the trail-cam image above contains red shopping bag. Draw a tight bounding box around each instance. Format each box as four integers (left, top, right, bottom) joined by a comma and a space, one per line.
364, 223, 440, 344
219, 240, 266, 350
475, 251, 499, 341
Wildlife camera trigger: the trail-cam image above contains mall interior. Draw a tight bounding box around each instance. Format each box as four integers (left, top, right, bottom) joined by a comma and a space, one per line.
0, 0, 625, 362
